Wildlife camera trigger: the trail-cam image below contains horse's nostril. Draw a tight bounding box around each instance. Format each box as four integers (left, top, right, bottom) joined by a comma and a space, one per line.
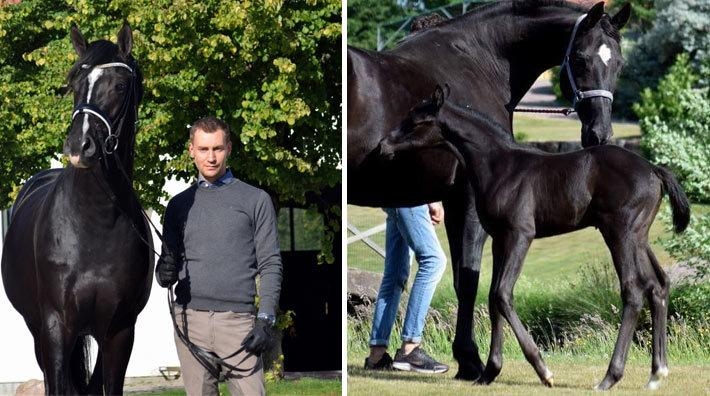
82, 137, 96, 156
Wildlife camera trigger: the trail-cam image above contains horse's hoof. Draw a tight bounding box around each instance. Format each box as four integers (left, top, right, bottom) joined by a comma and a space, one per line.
542, 370, 554, 387
454, 370, 480, 381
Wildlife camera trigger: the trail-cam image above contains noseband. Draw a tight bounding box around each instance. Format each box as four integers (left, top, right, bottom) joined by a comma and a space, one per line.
71, 62, 136, 155
561, 14, 614, 107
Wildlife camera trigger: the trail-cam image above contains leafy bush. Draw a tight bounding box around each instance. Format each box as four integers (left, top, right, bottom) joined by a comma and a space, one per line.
614, 0, 709, 118
670, 282, 710, 324
637, 54, 710, 203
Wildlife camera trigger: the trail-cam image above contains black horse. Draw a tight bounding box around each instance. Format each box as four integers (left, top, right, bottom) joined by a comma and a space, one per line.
383, 86, 689, 390
348, 0, 630, 379
1, 24, 151, 394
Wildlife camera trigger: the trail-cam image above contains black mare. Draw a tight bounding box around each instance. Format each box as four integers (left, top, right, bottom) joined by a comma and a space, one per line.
348, 0, 630, 379
1, 24, 151, 394
382, 86, 689, 390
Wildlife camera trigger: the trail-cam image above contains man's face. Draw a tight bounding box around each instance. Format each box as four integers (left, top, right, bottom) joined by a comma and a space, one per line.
188, 128, 232, 183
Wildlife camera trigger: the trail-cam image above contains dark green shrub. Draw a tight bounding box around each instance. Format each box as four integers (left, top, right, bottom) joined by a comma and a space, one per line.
669, 282, 710, 324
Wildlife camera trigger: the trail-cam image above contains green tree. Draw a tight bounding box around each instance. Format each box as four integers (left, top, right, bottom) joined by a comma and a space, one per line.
0, 0, 341, 217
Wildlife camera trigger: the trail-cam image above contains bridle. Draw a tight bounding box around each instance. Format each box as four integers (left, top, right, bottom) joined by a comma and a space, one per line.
560, 13, 614, 107
71, 62, 137, 156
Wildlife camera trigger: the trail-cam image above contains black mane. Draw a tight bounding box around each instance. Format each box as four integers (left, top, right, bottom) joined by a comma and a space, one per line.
66, 40, 139, 86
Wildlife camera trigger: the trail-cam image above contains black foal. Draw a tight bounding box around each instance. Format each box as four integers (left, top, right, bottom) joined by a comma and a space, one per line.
382, 87, 690, 390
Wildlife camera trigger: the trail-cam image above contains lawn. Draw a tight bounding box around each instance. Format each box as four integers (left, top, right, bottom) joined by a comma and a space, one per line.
134, 377, 342, 395
347, 356, 710, 395
512, 113, 640, 141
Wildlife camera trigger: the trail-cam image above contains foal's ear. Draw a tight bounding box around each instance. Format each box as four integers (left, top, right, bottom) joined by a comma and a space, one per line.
117, 22, 133, 57
432, 85, 447, 112
584, 2, 606, 29
70, 25, 87, 57
611, 3, 632, 30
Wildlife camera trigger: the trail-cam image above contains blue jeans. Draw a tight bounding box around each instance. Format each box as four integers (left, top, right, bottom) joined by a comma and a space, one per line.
369, 205, 447, 346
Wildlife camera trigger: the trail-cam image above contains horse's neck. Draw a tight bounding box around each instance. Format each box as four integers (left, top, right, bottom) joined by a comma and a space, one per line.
412, 6, 581, 111
442, 104, 513, 190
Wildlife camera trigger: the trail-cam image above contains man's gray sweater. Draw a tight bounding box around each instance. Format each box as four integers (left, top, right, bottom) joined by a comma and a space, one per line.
163, 178, 282, 316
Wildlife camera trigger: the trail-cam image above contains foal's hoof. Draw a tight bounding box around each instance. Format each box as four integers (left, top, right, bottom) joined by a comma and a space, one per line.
541, 370, 554, 387
646, 366, 669, 390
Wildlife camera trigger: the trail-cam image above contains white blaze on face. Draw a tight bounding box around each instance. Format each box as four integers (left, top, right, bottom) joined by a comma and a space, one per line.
597, 44, 612, 66
82, 67, 104, 137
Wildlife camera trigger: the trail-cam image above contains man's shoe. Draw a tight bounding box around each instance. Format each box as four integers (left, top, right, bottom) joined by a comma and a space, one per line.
393, 347, 449, 374
364, 352, 394, 370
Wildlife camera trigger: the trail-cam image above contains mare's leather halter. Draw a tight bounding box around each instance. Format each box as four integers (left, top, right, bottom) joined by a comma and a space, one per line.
72, 62, 136, 156
560, 13, 615, 107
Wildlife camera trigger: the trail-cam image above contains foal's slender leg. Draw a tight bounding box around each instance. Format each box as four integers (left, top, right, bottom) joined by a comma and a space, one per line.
646, 245, 670, 390
596, 238, 644, 391
486, 232, 554, 386
444, 186, 487, 380
478, 254, 504, 385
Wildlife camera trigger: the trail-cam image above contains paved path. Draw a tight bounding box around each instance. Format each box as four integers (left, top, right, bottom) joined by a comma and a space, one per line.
517, 75, 580, 121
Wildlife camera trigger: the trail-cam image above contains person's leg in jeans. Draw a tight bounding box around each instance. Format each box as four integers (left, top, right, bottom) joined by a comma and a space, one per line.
390, 205, 448, 373
367, 207, 412, 365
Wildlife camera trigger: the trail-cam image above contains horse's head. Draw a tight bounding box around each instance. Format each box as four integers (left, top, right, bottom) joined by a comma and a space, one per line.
560, 2, 630, 147
63, 23, 143, 169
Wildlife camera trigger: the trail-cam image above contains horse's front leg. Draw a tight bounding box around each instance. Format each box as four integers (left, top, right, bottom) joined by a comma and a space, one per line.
40, 310, 76, 395
483, 231, 553, 386
444, 184, 486, 381
101, 323, 135, 395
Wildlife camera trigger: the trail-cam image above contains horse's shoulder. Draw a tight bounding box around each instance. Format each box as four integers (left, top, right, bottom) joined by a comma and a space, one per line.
12, 168, 64, 215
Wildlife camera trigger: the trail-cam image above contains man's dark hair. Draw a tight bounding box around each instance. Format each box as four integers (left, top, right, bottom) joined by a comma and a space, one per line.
410, 13, 445, 33
189, 116, 231, 143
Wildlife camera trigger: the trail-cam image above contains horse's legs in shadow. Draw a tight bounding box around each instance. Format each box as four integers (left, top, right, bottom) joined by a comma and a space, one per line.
101, 325, 135, 395
480, 231, 554, 387
444, 187, 486, 380
40, 311, 76, 394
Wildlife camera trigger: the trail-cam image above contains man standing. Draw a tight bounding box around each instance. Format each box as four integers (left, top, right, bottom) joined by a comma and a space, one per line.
156, 116, 282, 395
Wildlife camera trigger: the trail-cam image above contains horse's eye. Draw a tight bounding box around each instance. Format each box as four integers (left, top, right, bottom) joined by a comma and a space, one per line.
116, 82, 126, 92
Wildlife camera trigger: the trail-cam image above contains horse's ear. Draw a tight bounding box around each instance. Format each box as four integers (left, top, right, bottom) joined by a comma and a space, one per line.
70, 25, 87, 57
117, 22, 133, 57
611, 3, 631, 30
584, 2, 605, 29
432, 85, 447, 111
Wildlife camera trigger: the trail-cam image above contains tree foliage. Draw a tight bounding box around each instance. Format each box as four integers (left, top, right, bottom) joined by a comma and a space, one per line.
0, 0, 341, 213
614, 0, 709, 118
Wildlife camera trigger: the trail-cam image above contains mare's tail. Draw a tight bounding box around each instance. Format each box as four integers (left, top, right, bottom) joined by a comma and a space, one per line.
653, 166, 690, 233
70, 335, 101, 394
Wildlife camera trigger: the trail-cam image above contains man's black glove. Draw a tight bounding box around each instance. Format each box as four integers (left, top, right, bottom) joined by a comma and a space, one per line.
156, 249, 179, 288
241, 317, 274, 355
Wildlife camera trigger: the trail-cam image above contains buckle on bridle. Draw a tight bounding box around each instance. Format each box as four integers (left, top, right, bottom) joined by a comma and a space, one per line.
104, 134, 119, 154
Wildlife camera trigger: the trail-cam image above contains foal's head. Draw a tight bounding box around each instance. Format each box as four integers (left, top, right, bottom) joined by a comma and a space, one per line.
560, 2, 630, 147
63, 23, 142, 169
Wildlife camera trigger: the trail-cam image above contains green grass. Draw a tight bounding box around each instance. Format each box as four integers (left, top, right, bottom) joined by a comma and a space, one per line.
512, 114, 641, 141
347, 357, 710, 395
347, 202, 702, 310
135, 378, 342, 395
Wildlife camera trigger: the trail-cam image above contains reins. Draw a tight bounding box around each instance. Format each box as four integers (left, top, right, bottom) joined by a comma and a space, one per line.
75, 62, 260, 380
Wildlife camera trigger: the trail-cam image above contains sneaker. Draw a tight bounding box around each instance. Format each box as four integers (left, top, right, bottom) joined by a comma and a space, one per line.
364, 352, 394, 370
393, 347, 449, 374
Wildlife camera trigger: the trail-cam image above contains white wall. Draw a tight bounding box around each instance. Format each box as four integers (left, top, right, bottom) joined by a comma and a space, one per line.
0, 177, 190, 382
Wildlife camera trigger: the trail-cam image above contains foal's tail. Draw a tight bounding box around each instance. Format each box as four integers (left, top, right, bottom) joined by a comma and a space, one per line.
653, 166, 690, 233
